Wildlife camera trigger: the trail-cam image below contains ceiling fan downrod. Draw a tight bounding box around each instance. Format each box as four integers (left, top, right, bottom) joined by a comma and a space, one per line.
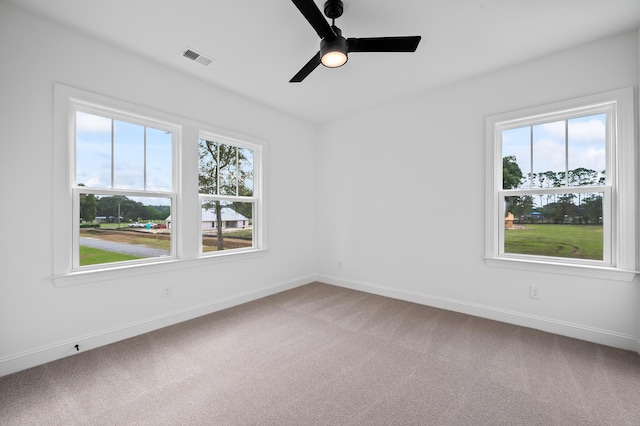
324, 0, 344, 20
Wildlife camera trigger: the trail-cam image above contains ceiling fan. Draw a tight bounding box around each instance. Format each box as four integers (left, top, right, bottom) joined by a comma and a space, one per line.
289, 0, 421, 82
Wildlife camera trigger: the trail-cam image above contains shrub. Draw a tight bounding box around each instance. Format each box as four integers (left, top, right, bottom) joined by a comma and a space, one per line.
80, 223, 101, 229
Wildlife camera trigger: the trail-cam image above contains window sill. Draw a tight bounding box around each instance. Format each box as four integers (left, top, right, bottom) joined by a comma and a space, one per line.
484, 257, 637, 282
52, 249, 268, 287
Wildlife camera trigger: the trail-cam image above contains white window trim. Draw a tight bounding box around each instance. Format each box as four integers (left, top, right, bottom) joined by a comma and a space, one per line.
484, 87, 636, 281
52, 84, 268, 287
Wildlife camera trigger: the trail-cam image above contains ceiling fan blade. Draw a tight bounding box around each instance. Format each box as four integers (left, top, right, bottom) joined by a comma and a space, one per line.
290, 52, 321, 83
348, 36, 422, 53
291, 0, 336, 39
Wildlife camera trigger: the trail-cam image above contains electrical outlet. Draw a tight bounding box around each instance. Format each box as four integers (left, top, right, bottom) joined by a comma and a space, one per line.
163, 284, 172, 298
529, 285, 540, 300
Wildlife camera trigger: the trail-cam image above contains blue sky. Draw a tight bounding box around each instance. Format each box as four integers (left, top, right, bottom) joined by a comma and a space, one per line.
76, 111, 172, 206
502, 113, 606, 189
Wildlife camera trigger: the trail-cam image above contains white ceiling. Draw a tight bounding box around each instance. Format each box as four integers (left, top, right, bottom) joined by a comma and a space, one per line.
7, 0, 640, 124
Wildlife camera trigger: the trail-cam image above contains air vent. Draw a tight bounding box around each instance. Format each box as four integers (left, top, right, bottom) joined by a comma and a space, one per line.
182, 48, 214, 67
183, 49, 200, 61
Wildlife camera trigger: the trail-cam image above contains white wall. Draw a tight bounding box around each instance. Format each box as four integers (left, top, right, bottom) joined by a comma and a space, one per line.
0, 3, 318, 375
317, 30, 640, 351
1, 2, 638, 377
637, 28, 640, 346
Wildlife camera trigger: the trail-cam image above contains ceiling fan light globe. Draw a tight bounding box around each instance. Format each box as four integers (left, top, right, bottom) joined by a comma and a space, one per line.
320, 33, 348, 68
321, 51, 348, 67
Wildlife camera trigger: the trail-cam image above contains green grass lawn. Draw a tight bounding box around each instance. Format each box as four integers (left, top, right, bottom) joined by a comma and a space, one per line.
80, 228, 251, 264
79, 246, 143, 266
223, 229, 253, 240
504, 224, 603, 260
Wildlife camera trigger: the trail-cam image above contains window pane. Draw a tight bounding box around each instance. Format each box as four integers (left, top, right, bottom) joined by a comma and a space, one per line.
219, 145, 238, 196
502, 127, 530, 189
76, 111, 112, 188
199, 139, 218, 194
238, 148, 254, 196
79, 193, 171, 266
146, 127, 173, 191
503, 192, 603, 260
568, 114, 606, 186
533, 120, 566, 187
201, 200, 252, 253
113, 120, 144, 190
199, 140, 254, 197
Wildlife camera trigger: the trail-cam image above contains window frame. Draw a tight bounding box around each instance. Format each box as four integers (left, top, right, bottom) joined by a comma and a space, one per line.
70, 101, 180, 271
53, 84, 268, 287
485, 87, 636, 281
198, 131, 263, 257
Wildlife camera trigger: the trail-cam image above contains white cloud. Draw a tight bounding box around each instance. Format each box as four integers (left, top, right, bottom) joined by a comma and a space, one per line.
76, 111, 111, 133
533, 137, 565, 172
539, 117, 606, 143
569, 146, 606, 172
568, 118, 606, 143
539, 120, 565, 138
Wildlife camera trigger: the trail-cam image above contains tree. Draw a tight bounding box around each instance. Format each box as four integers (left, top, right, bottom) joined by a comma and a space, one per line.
96, 195, 133, 222
503, 156, 523, 218
94, 195, 168, 223
199, 140, 253, 250
502, 155, 523, 189
598, 169, 606, 185
555, 193, 577, 223
79, 184, 97, 223
581, 194, 603, 224
569, 167, 597, 187
516, 195, 535, 222
569, 167, 598, 223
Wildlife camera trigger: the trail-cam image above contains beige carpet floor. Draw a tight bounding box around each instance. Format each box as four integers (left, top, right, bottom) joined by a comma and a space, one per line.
1, 282, 640, 425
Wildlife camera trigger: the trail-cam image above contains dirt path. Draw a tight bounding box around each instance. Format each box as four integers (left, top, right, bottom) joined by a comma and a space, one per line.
80, 237, 169, 257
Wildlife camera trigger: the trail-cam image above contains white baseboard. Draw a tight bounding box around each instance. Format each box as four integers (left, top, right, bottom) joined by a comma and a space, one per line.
0, 275, 315, 377
318, 275, 640, 354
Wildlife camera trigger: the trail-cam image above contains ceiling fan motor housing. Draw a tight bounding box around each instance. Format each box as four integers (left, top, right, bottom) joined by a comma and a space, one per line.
320, 26, 348, 67
324, 0, 344, 19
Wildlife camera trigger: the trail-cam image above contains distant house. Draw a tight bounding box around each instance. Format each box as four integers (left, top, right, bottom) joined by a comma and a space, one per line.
165, 208, 249, 230
94, 216, 123, 223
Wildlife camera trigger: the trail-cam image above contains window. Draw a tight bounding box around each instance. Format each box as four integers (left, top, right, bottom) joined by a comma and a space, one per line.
71, 102, 178, 270
53, 84, 266, 285
485, 88, 636, 281
198, 134, 260, 255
